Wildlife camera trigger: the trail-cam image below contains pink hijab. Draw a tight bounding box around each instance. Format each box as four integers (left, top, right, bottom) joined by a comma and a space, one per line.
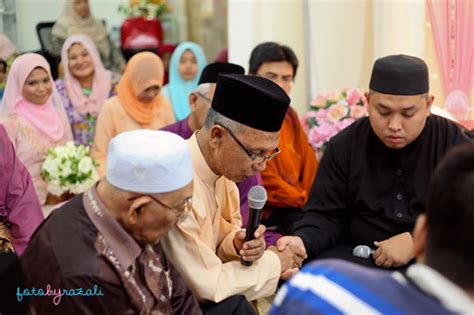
61, 34, 112, 116
1, 53, 66, 141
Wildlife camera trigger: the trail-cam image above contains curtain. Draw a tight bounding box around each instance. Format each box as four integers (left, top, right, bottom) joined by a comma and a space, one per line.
427, 0, 474, 120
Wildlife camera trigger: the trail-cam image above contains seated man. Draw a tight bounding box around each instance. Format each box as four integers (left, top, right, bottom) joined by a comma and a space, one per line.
248, 42, 318, 237
162, 62, 264, 230
278, 54, 472, 269
161, 74, 306, 310
0, 124, 43, 255
271, 143, 474, 314
21, 130, 202, 314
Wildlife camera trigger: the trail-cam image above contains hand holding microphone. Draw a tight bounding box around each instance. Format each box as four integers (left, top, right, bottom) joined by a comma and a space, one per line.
352, 232, 415, 268
238, 185, 267, 266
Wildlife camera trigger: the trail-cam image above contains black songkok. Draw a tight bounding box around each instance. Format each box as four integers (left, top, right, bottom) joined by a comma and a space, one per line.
369, 54, 429, 95
212, 74, 290, 132
198, 62, 244, 85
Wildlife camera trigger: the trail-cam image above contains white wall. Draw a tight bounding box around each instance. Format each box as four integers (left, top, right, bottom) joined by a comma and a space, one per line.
15, 0, 124, 52
228, 0, 307, 115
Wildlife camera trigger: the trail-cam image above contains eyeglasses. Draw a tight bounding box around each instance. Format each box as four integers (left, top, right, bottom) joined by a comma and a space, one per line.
196, 91, 211, 103
215, 123, 280, 164
128, 195, 193, 221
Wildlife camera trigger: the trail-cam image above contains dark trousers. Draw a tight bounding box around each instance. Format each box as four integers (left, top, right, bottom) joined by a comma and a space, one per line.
201, 295, 256, 315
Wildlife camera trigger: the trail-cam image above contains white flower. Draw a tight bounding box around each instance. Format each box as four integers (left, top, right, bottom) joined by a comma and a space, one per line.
61, 160, 73, 177
42, 157, 59, 175
47, 180, 65, 197
78, 157, 94, 174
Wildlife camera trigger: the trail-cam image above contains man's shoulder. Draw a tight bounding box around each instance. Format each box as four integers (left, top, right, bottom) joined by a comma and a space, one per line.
425, 114, 473, 144
161, 118, 192, 139
22, 195, 102, 277
324, 117, 371, 155
274, 259, 404, 315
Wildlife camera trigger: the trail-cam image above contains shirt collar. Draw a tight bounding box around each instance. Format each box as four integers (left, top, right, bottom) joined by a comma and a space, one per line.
395, 263, 474, 313
188, 132, 220, 186
83, 185, 142, 271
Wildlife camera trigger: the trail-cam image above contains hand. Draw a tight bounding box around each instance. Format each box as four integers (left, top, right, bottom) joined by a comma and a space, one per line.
276, 236, 307, 260
268, 245, 305, 275
281, 268, 299, 280
373, 232, 415, 268
234, 224, 266, 261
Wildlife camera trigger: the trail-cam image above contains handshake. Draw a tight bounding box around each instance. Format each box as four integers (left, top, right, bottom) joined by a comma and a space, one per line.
234, 225, 307, 280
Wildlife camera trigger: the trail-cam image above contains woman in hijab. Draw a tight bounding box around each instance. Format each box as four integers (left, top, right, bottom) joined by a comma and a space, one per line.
51, 0, 125, 72
0, 53, 73, 207
161, 41, 207, 120
56, 35, 120, 146
92, 52, 175, 176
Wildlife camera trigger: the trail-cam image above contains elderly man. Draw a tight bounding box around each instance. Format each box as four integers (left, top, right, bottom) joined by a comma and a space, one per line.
161, 74, 305, 313
278, 54, 473, 269
21, 130, 201, 314
0, 124, 43, 255
271, 143, 474, 314
162, 62, 263, 227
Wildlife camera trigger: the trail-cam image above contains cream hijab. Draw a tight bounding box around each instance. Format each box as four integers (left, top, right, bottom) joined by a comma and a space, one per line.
52, 0, 110, 59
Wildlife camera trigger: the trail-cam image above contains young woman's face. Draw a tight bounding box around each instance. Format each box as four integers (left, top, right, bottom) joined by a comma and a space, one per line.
68, 43, 95, 81
22, 68, 52, 105
178, 50, 198, 81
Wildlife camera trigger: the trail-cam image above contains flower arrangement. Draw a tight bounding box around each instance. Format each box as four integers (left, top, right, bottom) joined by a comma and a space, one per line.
41, 141, 100, 197
302, 88, 368, 157
118, 0, 169, 18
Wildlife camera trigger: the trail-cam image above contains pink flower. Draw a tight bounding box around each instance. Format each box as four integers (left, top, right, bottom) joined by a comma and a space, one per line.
327, 103, 349, 122
314, 108, 329, 122
312, 94, 327, 108
346, 88, 365, 106
309, 122, 338, 149
334, 118, 355, 131
349, 105, 367, 119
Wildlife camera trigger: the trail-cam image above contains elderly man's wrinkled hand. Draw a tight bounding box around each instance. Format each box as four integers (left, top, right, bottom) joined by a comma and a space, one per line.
234, 224, 266, 261
276, 236, 307, 260
268, 245, 305, 276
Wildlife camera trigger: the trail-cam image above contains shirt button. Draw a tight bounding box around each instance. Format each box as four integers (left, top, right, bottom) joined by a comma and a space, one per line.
396, 169, 402, 176
396, 212, 403, 218
396, 193, 403, 200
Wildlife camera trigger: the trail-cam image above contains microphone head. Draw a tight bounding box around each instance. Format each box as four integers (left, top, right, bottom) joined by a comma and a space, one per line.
352, 245, 372, 258
247, 185, 267, 210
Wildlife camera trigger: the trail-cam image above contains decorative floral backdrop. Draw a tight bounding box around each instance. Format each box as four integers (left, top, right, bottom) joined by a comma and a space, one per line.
302, 88, 368, 158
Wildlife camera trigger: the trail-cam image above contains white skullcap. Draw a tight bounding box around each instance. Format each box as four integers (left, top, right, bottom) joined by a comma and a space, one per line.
107, 130, 193, 194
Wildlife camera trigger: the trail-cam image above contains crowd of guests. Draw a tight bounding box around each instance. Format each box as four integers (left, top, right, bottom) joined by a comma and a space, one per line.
0, 0, 473, 314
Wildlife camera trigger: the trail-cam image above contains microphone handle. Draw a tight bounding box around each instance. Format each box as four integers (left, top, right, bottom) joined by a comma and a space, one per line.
241, 207, 263, 266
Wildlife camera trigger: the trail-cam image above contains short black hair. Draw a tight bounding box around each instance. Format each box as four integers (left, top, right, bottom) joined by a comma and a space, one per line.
248, 42, 298, 78
425, 143, 474, 289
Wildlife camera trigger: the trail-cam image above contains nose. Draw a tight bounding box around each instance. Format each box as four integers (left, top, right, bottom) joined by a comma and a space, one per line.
388, 115, 402, 132
252, 160, 267, 172
37, 82, 46, 93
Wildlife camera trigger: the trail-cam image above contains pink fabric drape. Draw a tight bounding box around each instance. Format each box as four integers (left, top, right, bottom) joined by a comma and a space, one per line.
427, 0, 474, 120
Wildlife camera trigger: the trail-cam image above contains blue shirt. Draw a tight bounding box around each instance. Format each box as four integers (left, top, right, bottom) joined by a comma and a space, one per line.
271, 259, 472, 315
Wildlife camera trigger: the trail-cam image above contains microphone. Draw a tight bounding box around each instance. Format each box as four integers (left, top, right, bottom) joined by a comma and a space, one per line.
241, 185, 267, 266
352, 245, 376, 259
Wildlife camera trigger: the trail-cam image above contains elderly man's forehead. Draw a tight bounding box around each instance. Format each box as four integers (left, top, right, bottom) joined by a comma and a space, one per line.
240, 126, 280, 148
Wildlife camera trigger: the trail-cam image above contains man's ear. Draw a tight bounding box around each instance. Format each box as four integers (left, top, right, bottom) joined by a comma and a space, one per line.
189, 92, 198, 112
365, 91, 371, 103
209, 125, 225, 149
124, 196, 151, 225
426, 95, 435, 116
413, 214, 428, 259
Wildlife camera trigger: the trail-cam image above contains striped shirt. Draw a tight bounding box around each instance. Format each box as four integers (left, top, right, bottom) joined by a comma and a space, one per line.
271, 259, 474, 315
